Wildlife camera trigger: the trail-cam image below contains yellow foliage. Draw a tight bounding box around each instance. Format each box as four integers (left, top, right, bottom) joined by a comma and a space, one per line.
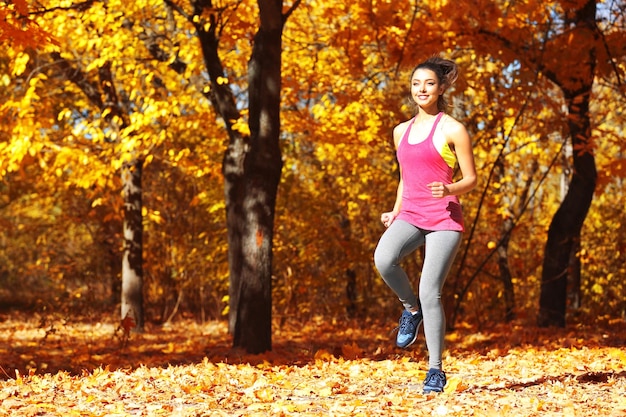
0, 0, 623, 328
11, 51, 30, 76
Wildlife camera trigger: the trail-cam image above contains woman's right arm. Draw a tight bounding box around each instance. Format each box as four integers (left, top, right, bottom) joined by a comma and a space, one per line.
381, 123, 405, 227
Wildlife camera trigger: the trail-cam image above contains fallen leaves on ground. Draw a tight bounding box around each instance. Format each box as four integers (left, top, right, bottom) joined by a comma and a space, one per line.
0, 313, 625, 416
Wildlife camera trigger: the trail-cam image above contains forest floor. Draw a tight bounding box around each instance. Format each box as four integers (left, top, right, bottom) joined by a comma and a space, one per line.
0, 312, 624, 416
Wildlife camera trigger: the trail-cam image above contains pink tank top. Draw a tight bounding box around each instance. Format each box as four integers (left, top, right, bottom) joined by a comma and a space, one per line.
395, 113, 464, 231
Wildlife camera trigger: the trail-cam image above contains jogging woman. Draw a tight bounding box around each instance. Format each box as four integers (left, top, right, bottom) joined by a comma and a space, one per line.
374, 56, 477, 394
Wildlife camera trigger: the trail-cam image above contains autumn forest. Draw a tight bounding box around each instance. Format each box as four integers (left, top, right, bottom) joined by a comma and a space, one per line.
1, 0, 625, 415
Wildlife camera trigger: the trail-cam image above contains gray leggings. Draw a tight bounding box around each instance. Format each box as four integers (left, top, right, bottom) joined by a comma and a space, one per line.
374, 219, 461, 370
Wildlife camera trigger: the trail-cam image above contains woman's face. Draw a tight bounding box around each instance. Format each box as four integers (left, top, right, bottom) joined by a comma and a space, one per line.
411, 68, 443, 109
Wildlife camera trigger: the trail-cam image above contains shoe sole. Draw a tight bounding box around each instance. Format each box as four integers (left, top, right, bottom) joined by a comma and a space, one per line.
423, 387, 444, 394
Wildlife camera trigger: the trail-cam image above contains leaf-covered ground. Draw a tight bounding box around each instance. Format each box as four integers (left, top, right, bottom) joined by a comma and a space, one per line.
0, 313, 625, 416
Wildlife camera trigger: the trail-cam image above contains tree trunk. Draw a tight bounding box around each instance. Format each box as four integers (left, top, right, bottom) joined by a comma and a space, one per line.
568, 238, 582, 310
188, 1, 246, 335
229, 1, 284, 353
51, 54, 145, 330
121, 159, 145, 331
538, 0, 598, 327
497, 217, 515, 322
537, 147, 596, 326
346, 268, 357, 317
189, 0, 287, 353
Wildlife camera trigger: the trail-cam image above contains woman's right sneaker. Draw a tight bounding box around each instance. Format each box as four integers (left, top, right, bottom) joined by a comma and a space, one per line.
423, 368, 447, 393
395, 309, 423, 348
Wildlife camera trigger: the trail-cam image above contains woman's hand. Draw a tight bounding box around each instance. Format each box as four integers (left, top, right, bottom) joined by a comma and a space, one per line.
427, 181, 449, 198
381, 211, 396, 228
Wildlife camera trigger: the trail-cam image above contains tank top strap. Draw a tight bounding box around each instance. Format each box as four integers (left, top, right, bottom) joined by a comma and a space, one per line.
427, 112, 445, 142
400, 113, 444, 145
400, 117, 415, 144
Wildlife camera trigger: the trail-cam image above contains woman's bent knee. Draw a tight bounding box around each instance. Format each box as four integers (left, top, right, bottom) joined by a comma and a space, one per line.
375, 245, 398, 275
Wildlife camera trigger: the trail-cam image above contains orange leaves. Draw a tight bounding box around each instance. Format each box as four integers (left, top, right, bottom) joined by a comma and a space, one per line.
121, 314, 136, 335
0, 1, 57, 50
443, 375, 468, 393
1, 317, 626, 416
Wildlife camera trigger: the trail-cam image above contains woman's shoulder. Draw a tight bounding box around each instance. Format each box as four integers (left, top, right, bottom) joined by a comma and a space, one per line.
392, 119, 413, 147
440, 113, 463, 127
440, 114, 468, 136
394, 118, 413, 132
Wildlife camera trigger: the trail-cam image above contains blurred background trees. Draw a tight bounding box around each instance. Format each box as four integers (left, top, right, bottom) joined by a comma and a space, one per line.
1, 0, 624, 338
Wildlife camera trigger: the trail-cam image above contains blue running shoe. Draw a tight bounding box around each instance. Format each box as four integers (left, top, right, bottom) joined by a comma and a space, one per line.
423, 368, 447, 393
395, 309, 422, 348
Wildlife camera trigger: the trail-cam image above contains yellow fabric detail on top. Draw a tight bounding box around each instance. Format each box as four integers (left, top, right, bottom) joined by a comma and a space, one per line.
440, 142, 456, 169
